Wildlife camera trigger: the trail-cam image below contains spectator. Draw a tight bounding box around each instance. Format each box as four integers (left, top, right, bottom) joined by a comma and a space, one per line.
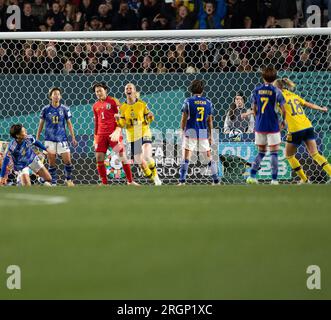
224, 92, 254, 134
139, 0, 162, 24
85, 16, 103, 31
43, 45, 63, 73
0, 0, 7, 31
272, 0, 297, 28
152, 13, 170, 29
78, 0, 96, 24
97, 3, 112, 30
173, 0, 199, 29
63, 58, 74, 74
237, 57, 252, 72
258, 0, 274, 26
140, 17, 150, 30
265, 15, 281, 28
21, 3, 39, 31
63, 22, 74, 31
198, 0, 227, 29
47, 2, 66, 31
45, 16, 55, 31
32, 0, 48, 25
112, 1, 138, 30
138, 55, 156, 73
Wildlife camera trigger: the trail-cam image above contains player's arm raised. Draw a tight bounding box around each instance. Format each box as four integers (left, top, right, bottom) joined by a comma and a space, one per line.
303, 101, 328, 112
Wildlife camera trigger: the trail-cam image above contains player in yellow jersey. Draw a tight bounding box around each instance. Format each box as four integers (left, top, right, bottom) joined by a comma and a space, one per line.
112, 83, 162, 186
274, 78, 331, 184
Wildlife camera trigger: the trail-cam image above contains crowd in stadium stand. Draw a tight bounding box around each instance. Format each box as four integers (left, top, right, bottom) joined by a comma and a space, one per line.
0, 0, 329, 32
0, 1, 330, 74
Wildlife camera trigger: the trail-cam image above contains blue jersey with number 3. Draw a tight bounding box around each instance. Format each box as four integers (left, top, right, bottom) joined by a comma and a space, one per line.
181, 96, 213, 139
40, 104, 71, 142
251, 84, 285, 133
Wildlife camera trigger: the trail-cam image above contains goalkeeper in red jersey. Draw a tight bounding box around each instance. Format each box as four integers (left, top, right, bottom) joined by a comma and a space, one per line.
92, 82, 138, 186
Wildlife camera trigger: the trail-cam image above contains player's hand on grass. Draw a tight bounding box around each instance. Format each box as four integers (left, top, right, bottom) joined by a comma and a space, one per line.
0, 177, 7, 185
110, 127, 121, 142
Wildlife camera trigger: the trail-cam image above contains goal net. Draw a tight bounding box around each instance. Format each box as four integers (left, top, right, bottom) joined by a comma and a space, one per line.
0, 29, 330, 185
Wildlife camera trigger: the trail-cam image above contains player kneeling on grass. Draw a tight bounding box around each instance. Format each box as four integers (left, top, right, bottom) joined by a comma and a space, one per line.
114, 83, 161, 186
178, 80, 219, 185
36, 87, 77, 187
274, 78, 331, 184
0, 124, 52, 186
246, 66, 286, 185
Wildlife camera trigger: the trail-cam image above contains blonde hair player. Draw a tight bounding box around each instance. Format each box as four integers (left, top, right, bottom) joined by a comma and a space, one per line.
113, 83, 162, 185
274, 78, 331, 184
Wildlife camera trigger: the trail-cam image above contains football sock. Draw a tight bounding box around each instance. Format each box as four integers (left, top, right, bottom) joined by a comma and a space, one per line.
64, 164, 73, 181
250, 152, 265, 178
270, 152, 278, 180
97, 161, 108, 185
48, 166, 57, 185
208, 161, 219, 183
142, 165, 153, 181
287, 155, 308, 182
148, 159, 158, 178
312, 152, 331, 177
122, 162, 133, 183
179, 159, 189, 182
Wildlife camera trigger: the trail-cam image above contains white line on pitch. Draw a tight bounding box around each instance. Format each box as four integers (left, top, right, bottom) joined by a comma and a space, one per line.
1, 193, 68, 206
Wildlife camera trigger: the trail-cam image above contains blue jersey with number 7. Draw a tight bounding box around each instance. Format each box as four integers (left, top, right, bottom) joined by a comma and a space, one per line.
181, 96, 213, 139
251, 84, 285, 133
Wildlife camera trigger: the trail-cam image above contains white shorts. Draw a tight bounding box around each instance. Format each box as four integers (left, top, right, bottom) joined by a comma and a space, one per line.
183, 137, 211, 152
45, 141, 70, 155
255, 132, 281, 146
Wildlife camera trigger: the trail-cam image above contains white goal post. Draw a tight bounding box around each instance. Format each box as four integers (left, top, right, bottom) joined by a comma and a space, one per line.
0, 28, 330, 185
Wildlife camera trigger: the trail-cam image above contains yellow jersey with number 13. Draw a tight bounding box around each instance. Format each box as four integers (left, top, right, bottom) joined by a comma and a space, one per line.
117, 99, 153, 143
282, 89, 312, 133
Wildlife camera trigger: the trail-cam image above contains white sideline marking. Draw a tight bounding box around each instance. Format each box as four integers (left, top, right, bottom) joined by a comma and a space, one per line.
0, 193, 68, 206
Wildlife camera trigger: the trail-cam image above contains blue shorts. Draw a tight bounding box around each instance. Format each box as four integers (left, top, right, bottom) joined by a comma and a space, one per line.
286, 127, 315, 146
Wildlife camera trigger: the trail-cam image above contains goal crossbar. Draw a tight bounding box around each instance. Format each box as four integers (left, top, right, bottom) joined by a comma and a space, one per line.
0, 28, 330, 41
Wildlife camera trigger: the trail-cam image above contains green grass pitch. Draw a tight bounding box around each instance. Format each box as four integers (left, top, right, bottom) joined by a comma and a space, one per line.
0, 185, 330, 300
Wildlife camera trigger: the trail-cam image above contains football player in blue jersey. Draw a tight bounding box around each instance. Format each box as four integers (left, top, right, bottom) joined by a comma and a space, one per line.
36, 87, 77, 186
178, 80, 219, 185
0, 124, 52, 186
246, 66, 286, 185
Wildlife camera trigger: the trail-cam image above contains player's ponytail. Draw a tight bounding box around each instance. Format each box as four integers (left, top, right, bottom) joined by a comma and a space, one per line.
282, 78, 296, 91
135, 91, 140, 99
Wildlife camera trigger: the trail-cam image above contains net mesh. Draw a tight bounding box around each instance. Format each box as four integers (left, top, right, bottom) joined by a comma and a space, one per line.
0, 34, 330, 185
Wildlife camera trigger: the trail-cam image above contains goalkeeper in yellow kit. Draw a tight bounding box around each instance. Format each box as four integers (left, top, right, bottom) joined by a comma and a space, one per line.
113, 83, 162, 185
274, 78, 331, 183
